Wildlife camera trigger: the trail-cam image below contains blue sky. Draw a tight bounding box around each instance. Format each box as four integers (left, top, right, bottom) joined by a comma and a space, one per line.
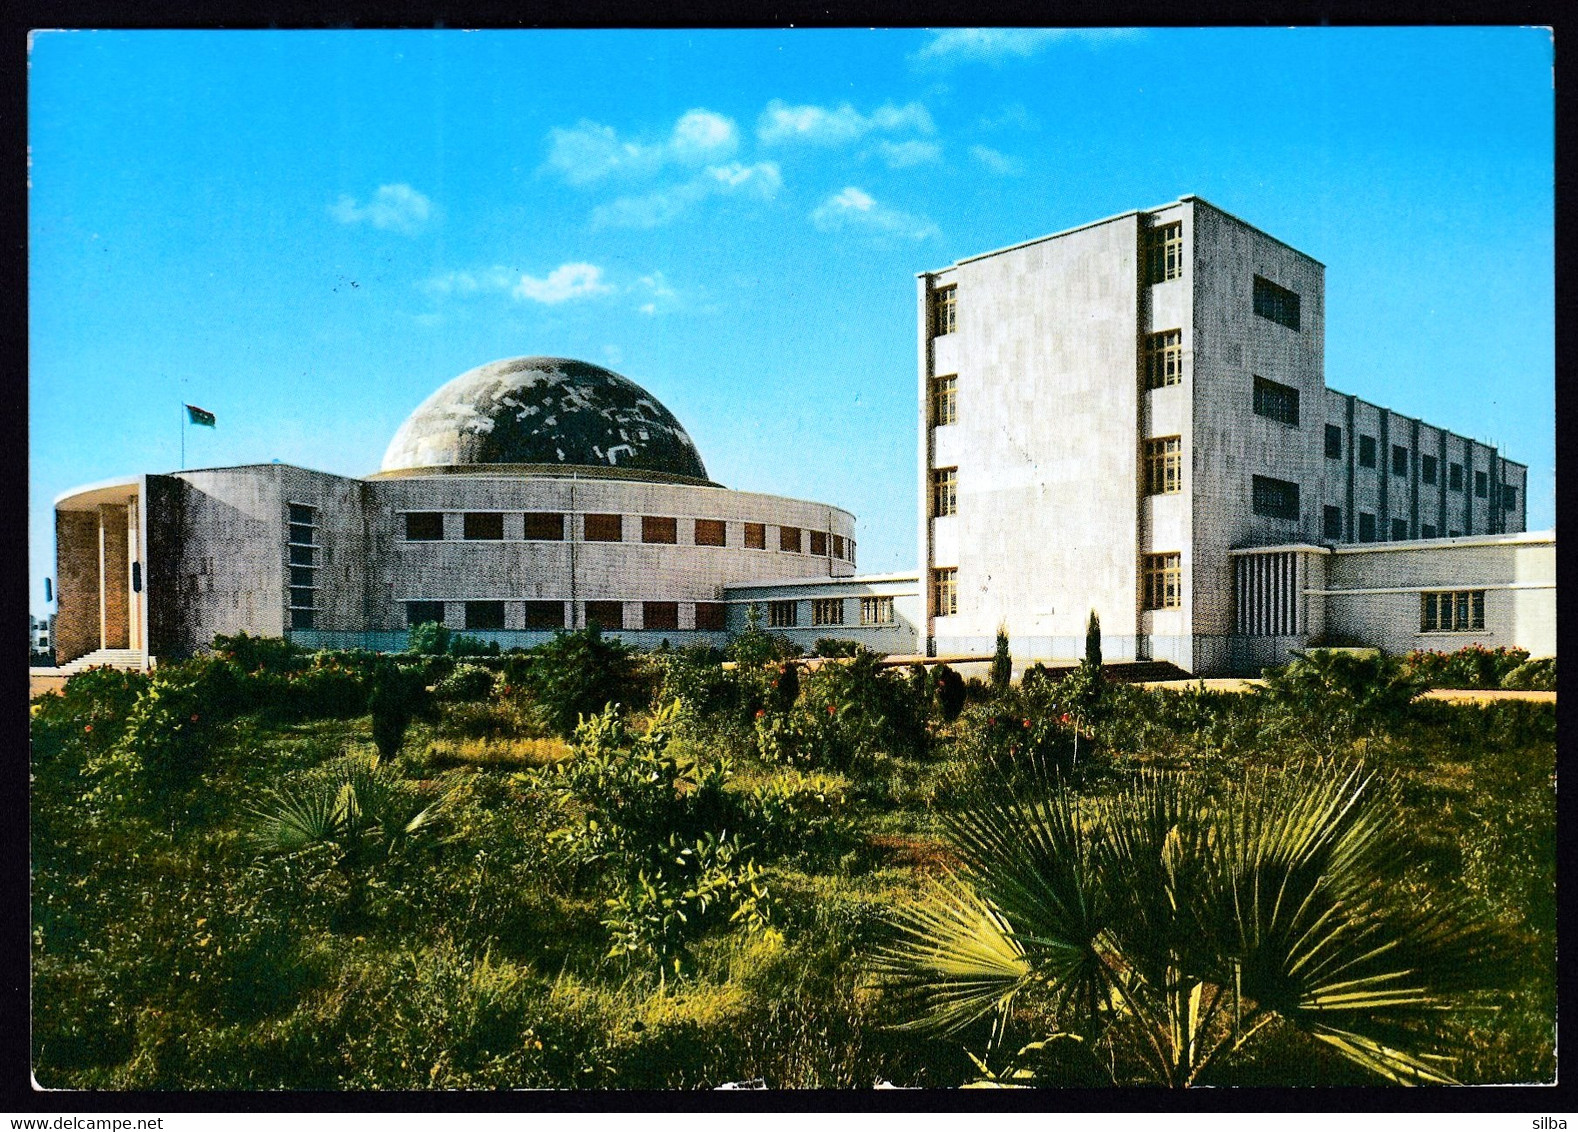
28, 27, 1555, 619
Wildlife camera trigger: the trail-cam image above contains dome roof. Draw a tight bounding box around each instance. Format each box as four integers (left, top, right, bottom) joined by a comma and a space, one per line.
380, 356, 710, 482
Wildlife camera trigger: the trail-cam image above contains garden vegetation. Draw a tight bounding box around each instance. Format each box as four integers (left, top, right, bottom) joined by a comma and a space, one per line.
30, 632, 1554, 1088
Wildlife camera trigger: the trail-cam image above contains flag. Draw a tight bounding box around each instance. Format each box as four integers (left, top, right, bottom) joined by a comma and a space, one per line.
186, 404, 216, 428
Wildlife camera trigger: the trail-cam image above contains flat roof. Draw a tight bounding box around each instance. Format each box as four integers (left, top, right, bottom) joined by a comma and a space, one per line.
1235, 530, 1553, 556
921, 195, 1324, 275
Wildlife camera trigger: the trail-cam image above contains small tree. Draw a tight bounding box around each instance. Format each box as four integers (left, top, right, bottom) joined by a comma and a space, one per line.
368, 659, 428, 760
990, 624, 1012, 695
522, 625, 640, 738
406, 621, 451, 657
933, 664, 967, 723
1084, 610, 1102, 670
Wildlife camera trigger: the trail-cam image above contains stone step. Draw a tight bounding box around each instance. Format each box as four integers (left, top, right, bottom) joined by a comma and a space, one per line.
59, 648, 150, 674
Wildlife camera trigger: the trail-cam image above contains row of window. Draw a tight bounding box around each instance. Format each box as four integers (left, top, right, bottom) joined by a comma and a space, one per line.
765, 596, 896, 628
287, 503, 321, 630
932, 555, 1186, 618
1323, 427, 1516, 507
402, 511, 854, 560
1323, 504, 1466, 544
407, 599, 727, 633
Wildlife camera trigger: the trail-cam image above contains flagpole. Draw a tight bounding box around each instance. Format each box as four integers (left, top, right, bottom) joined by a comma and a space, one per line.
180, 402, 185, 470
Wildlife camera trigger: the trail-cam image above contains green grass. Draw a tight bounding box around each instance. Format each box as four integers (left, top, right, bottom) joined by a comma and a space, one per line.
29, 661, 1556, 1088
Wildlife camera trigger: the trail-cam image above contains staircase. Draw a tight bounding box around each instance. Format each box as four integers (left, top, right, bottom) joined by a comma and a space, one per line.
57, 648, 151, 675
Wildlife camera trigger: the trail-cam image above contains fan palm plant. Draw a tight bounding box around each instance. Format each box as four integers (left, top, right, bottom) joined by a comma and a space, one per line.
249, 753, 443, 925
874, 761, 1501, 1086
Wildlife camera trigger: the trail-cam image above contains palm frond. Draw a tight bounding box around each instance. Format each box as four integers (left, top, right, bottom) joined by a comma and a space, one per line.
248, 781, 347, 852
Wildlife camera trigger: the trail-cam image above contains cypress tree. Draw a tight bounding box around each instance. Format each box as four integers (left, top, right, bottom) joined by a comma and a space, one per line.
990, 623, 1012, 694
1085, 610, 1102, 670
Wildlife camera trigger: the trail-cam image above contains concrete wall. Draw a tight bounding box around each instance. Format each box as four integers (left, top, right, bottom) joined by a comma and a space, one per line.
723, 573, 921, 655
920, 210, 1143, 660
1320, 532, 1555, 657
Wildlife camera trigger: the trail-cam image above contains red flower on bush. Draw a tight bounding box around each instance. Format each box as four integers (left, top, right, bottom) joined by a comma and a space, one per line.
1059, 713, 1072, 725
1023, 719, 1031, 728
755, 709, 767, 719
828, 704, 837, 716
83, 724, 92, 733
190, 714, 200, 723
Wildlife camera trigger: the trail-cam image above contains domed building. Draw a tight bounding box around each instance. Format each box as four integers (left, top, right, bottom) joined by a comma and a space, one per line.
51, 356, 922, 665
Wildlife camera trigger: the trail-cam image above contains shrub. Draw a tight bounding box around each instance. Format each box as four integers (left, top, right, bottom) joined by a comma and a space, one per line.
727, 605, 800, 666
1259, 649, 1423, 758
449, 633, 500, 658
1501, 656, 1555, 691
406, 621, 451, 657
813, 638, 860, 658
931, 665, 966, 723
1403, 645, 1530, 690
367, 660, 430, 760
990, 625, 1012, 695
522, 627, 642, 739
1084, 610, 1102, 669
212, 632, 305, 674
433, 663, 496, 703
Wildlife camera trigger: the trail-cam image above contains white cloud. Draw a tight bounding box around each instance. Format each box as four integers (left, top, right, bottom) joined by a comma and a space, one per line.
757, 99, 934, 146
810, 186, 938, 240
329, 183, 433, 234
875, 139, 942, 168
592, 161, 781, 229
914, 27, 1140, 67
545, 108, 740, 185
513, 263, 615, 304
970, 144, 1022, 176
635, 271, 678, 315
420, 265, 515, 296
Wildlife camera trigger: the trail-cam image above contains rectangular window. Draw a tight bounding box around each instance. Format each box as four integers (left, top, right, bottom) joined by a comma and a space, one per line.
932, 467, 958, 517
523, 601, 565, 630
1422, 523, 1438, 539
694, 518, 727, 547
584, 601, 624, 631
290, 609, 315, 630
642, 516, 678, 544
1144, 437, 1182, 495
932, 374, 958, 426
1145, 221, 1183, 284
812, 598, 845, 626
849, 539, 856, 567
288, 523, 316, 545
1421, 454, 1437, 485
932, 568, 958, 617
1251, 475, 1300, 521
406, 600, 445, 627
1503, 485, 1518, 511
1359, 512, 1376, 543
288, 503, 316, 525
780, 526, 802, 553
584, 513, 623, 542
1325, 424, 1343, 459
1252, 274, 1301, 331
463, 512, 504, 540
832, 534, 845, 560
1449, 463, 1464, 491
523, 512, 565, 541
1141, 553, 1182, 611
744, 522, 767, 550
1475, 470, 1488, 498
1392, 518, 1409, 541
1252, 376, 1300, 427
289, 587, 316, 609
464, 601, 505, 631
1323, 505, 1342, 541
932, 285, 957, 337
1392, 445, 1409, 477
642, 602, 679, 631
809, 530, 828, 556
405, 512, 444, 541
1358, 435, 1377, 469
289, 544, 316, 566
694, 602, 727, 631
769, 600, 798, 628
861, 596, 895, 625
289, 566, 316, 588
1143, 330, 1183, 389
1421, 590, 1486, 632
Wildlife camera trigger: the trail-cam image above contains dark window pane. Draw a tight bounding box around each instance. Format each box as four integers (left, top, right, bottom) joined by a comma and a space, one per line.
744, 522, 766, 549
406, 512, 444, 541
289, 588, 316, 608
584, 513, 622, 542
810, 530, 828, 556
523, 601, 564, 630
1421, 455, 1437, 484
1251, 475, 1300, 521
1503, 485, 1518, 511
523, 512, 564, 540
1422, 524, 1437, 539
289, 544, 316, 565
642, 516, 678, 544
290, 566, 316, 587
694, 519, 727, 546
643, 602, 679, 631
1323, 505, 1342, 540
1252, 376, 1299, 427
288, 524, 316, 545
288, 503, 316, 524
694, 602, 727, 631
1449, 463, 1464, 491
1475, 470, 1488, 498
1252, 274, 1301, 330
406, 601, 445, 627
290, 608, 315, 630
584, 601, 624, 631
1391, 519, 1409, 541
464, 512, 504, 540
1324, 424, 1342, 459
1358, 436, 1377, 468
1392, 445, 1409, 476
779, 526, 801, 553
1359, 513, 1376, 542
464, 601, 505, 630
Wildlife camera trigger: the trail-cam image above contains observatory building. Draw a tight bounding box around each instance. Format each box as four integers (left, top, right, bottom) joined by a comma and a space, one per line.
52, 357, 885, 665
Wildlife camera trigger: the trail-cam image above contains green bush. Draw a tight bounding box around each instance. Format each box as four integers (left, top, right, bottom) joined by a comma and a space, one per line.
367, 660, 430, 760
433, 663, 497, 703
813, 638, 860, 658
212, 632, 306, 674
406, 621, 451, 656
1403, 645, 1531, 689
1501, 656, 1555, 691
989, 625, 1012, 694
522, 627, 642, 739
931, 665, 966, 723
1259, 649, 1424, 757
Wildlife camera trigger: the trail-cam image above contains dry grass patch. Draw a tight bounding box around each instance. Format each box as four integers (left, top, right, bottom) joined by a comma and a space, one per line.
423, 736, 570, 770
